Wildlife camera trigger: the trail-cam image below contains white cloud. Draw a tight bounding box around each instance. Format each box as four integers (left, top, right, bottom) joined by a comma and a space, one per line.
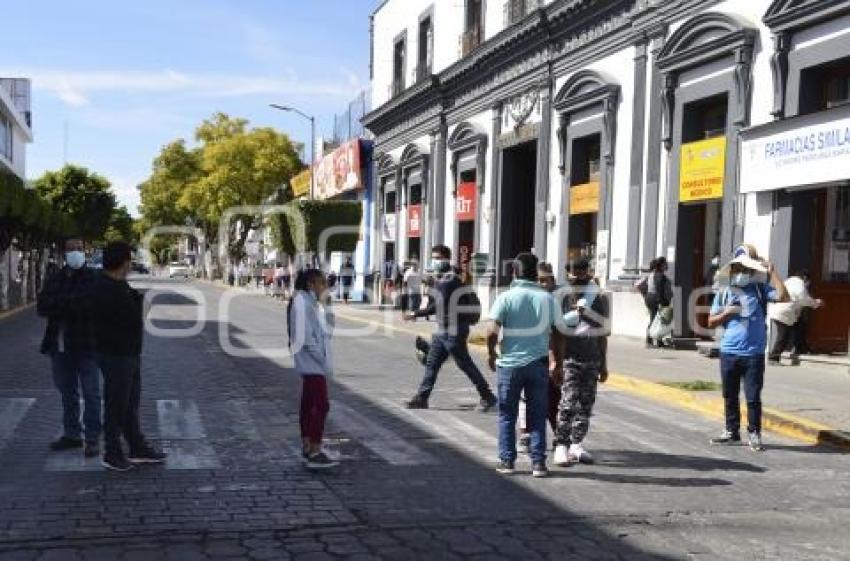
9, 68, 363, 108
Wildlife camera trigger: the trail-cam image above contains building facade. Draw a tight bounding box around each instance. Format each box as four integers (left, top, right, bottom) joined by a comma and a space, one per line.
0, 77, 33, 310
363, 0, 850, 353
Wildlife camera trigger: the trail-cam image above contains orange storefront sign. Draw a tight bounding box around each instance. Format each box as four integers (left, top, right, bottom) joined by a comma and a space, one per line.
569, 181, 600, 215
456, 182, 476, 221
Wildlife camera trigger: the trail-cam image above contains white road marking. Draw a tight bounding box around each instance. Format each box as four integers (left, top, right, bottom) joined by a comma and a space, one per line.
0, 398, 35, 450
156, 399, 206, 439
329, 400, 437, 466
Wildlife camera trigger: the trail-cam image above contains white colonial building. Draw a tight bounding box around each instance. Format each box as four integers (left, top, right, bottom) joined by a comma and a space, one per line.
363, 0, 850, 354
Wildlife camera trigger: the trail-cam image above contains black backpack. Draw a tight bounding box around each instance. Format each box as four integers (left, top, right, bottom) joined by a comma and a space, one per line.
457, 288, 482, 326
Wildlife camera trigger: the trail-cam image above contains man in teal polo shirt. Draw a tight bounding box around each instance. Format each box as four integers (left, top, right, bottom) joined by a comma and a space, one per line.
487, 253, 561, 478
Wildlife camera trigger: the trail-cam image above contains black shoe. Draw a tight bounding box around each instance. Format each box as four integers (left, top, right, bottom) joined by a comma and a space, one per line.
102, 453, 135, 472
496, 460, 515, 474
305, 451, 339, 470
128, 444, 167, 464
709, 431, 741, 446
49, 436, 83, 451
84, 442, 100, 458
405, 396, 429, 409
477, 394, 498, 413
414, 336, 430, 366
532, 462, 549, 478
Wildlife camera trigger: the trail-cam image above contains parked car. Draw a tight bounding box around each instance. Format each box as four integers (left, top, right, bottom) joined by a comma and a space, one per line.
168, 262, 190, 278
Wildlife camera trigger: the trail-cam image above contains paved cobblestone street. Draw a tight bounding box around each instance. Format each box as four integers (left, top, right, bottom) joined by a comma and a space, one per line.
0, 278, 848, 560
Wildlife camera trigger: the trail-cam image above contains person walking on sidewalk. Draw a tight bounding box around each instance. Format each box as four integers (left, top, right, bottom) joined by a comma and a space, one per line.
636, 257, 673, 348
289, 269, 338, 470
340, 257, 354, 304
487, 253, 561, 478
37, 237, 102, 458
708, 246, 789, 452
403, 245, 497, 412
91, 242, 167, 472
402, 259, 422, 317
767, 270, 823, 366
552, 258, 610, 467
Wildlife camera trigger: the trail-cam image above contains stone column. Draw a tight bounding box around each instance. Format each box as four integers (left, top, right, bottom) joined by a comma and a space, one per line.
533, 81, 553, 260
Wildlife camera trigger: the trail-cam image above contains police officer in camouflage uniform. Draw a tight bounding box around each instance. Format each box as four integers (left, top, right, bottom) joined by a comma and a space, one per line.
552, 258, 609, 466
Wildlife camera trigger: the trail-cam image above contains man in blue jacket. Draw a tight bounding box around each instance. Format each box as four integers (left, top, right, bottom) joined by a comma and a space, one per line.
404, 245, 497, 412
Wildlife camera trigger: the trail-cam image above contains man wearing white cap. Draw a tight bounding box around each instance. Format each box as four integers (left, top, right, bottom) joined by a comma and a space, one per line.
707, 245, 789, 451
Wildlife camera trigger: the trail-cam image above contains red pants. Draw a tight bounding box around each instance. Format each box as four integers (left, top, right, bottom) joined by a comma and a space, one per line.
300, 375, 329, 444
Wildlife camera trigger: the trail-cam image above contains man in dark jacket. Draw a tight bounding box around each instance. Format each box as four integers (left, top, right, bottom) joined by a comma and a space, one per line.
403, 245, 497, 411
91, 241, 166, 471
37, 237, 102, 457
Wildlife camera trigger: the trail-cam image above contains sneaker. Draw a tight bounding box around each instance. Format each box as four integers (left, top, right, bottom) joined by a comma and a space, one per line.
84, 442, 100, 458
496, 460, 515, 475
405, 396, 429, 409
569, 443, 594, 465
748, 432, 765, 452
532, 462, 549, 478
49, 436, 83, 451
128, 444, 167, 464
101, 453, 135, 472
553, 444, 575, 467
306, 451, 339, 470
518, 434, 531, 454
709, 430, 742, 446
477, 394, 498, 413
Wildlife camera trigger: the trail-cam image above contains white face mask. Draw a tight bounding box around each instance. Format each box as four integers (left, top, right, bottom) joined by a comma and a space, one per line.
731, 272, 752, 287
65, 251, 86, 270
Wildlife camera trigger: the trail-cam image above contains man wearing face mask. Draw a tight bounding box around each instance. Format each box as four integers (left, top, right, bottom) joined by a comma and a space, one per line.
91, 242, 166, 471
708, 246, 789, 452
403, 245, 497, 411
37, 238, 102, 457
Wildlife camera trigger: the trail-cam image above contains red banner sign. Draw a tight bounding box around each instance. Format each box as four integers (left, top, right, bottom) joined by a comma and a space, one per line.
407, 204, 422, 238
313, 139, 363, 200
456, 182, 476, 221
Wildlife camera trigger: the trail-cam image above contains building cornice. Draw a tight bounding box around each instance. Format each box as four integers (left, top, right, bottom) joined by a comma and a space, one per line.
764, 0, 850, 33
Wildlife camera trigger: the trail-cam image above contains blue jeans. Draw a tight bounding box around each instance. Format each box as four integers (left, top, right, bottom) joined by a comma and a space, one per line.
719, 354, 764, 435
497, 359, 549, 464
50, 351, 102, 443
416, 332, 492, 400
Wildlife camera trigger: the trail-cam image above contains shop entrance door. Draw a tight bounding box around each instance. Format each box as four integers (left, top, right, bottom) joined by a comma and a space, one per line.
498, 140, 537, 284
790, 188, 850, 353
676, 200, 722, 337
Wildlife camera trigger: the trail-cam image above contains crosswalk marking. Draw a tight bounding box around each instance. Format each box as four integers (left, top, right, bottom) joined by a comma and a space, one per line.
0, 398, 35, 450
330, 400, 437, 466
156, 399, 206, 439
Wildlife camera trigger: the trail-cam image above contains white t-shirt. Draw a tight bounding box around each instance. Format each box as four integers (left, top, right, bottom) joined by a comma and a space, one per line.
403, 268, 422, 293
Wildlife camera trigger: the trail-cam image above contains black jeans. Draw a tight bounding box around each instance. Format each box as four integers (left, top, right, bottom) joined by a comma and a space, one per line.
99, 354, 145, 456
416, 332, 492, 401
719, 354, 765, 435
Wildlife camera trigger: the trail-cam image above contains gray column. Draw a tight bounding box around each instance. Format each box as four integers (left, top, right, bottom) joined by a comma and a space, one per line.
769, 190, 793, 278
624, 40, 648, 275
487, 104, 502, 277
641, 32, 666, 268
433, 119, 448, 245
424, 135, 437, 259
533, 81, 553, 259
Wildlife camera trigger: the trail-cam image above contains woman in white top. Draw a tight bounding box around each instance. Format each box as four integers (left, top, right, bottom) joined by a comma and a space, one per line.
288, 269, 337, 469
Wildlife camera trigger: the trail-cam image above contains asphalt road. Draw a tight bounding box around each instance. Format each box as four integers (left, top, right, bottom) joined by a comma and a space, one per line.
0, 277, 847, 561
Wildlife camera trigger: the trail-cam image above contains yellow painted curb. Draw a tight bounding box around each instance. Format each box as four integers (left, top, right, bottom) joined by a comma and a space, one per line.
0, 302, 34, 321
332, 308, 849, 449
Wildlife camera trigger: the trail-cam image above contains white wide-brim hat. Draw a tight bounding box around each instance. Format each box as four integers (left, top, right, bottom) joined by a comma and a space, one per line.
717, 245, 768, 282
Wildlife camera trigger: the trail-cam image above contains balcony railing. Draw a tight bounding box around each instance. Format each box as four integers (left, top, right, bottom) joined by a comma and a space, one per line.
504, 0, 541, 27
459, 25, 482, 58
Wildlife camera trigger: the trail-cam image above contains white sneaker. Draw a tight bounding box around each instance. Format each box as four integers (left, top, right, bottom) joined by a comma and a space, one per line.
569, 443, 594, 464
553, 444, 572, 467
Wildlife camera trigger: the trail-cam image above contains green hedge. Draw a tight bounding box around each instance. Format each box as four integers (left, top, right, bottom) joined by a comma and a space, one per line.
274, 199, 362, 255
0, 167, 72, 251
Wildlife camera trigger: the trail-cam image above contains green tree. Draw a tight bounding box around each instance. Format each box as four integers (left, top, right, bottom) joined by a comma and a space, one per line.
33, 164, 116, 243
102, 205, 136, 244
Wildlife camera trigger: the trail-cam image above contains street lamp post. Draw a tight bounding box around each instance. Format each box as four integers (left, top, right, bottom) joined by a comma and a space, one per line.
269, 104, 316, 200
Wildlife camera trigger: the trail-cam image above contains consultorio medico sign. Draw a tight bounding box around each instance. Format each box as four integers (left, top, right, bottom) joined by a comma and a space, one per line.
741, 105, 850, 194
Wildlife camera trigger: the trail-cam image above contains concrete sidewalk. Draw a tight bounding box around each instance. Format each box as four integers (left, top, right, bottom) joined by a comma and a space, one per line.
331, 303, 850, 448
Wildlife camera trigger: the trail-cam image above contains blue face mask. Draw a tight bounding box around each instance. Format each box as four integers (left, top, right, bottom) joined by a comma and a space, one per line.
65, 251, 85, 270
731, 272, 752, 287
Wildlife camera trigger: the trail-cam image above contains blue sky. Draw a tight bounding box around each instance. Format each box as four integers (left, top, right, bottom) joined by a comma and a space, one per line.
1, 0, 374, 215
